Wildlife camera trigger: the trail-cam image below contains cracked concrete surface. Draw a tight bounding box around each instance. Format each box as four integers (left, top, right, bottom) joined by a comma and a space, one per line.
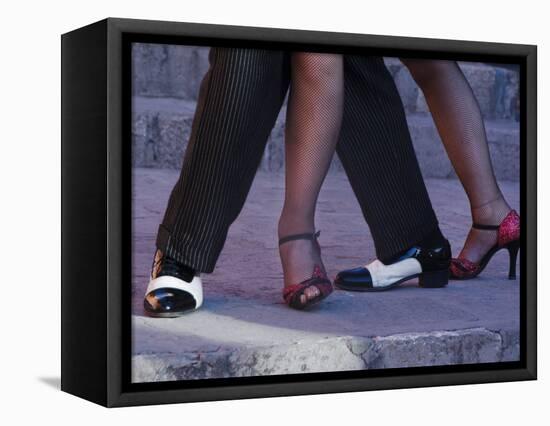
131, 169, 520, 383
132, 327, 518, 382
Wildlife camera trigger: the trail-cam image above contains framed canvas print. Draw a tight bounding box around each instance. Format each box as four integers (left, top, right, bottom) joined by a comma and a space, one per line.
61, 18, 537, 407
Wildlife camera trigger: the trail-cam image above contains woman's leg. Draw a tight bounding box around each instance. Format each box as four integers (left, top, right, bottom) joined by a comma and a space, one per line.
279, 52, 344, 304
402, 59, 512, 262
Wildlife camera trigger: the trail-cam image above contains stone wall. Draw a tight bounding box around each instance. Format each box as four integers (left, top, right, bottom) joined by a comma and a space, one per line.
132, 44, 210, 100
131, 43, 520, 181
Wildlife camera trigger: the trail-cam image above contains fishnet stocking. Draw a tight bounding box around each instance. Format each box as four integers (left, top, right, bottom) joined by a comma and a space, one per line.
278, 53, 344, 299
403, 59, 512, 262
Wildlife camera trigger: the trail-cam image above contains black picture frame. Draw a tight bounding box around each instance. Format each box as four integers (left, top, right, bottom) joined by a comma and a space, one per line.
61, 17, 537, 407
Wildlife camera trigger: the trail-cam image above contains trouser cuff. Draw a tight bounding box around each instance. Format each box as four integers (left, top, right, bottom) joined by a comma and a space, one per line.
155, 224, 220, 273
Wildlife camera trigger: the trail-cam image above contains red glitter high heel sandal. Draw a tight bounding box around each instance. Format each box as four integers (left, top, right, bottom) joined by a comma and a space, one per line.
280, 231, 333, 310
450, 210, 520, 280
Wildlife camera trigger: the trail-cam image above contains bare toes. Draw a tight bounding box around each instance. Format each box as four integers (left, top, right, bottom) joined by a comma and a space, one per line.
304, 286, 320, 301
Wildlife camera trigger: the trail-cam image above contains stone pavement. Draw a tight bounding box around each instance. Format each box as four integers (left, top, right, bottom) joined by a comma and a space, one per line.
131, 169, 520, 383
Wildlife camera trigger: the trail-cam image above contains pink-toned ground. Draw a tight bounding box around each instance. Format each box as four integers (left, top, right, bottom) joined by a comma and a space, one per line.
131, 169, 520, 382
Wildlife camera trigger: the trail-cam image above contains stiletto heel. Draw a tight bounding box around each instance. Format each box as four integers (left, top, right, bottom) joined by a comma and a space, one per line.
279, 231, 333, 310
507, 240, 520, 279
450, 210, 520, 280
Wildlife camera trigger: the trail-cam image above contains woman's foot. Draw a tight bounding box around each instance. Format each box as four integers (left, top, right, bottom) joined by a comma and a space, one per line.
456, 197, 512, 263
451, 209, 520, 280
456, 227, 501, 264
278, 231, 333, 309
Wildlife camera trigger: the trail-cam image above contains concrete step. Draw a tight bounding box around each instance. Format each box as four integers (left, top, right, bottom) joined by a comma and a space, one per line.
132, 97, 519, 181
131, 169, 520, 383
133, 321, 518, 382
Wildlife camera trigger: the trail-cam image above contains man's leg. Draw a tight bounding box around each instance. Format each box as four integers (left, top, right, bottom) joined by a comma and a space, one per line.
334, 55, 450, 291
158, 48, 290, 273
144, 48, 290, 317
337, 55, 440, 263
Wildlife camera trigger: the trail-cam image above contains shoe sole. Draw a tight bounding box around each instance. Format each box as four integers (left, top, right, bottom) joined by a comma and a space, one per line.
143, 308, 198, 318
335, 269, 449, 292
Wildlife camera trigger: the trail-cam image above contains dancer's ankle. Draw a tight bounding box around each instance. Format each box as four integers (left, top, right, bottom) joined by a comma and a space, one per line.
471, 195, 511, 225
381, 227, 446, 265
418, 227, 446, 248
278, 220, 324, 287
277, 215, 315, 239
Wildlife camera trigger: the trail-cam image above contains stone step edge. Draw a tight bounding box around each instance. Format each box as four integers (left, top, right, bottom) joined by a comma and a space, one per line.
132, 327, 519, 382
133, 97, 519, 134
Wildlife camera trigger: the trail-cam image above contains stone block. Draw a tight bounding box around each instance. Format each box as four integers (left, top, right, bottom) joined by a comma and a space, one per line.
131, 45, 520, 121
132, 328, 519, 381
407, 113, 520, 181
132, 43, 209, 100
496, 329, 521, 362
132, 96, 519, 181
132, 97, 196, 169
385, 58, 520, 120
358, 329, 504, 368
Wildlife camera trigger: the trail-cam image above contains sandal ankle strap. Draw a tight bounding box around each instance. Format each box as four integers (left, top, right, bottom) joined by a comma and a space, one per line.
279, 230, 320, 246
472, 223, 500, 230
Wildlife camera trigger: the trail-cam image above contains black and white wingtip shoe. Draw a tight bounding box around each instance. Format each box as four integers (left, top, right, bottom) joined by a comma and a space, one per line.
334, 240, 451, 292
143, 250, 203, 318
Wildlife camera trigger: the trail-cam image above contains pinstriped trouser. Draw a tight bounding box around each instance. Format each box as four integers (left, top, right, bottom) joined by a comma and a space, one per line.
156, 48, 439, 273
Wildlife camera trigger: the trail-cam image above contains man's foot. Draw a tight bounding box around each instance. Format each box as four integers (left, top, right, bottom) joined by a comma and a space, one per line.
143, 250, 203, 317
334, 238, 451, 291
